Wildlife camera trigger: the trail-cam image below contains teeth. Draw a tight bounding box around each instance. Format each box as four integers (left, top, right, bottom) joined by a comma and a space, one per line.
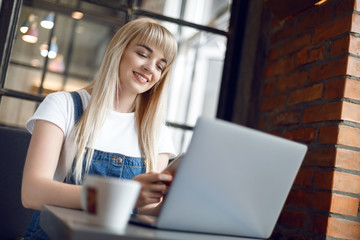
134, 72, 148, 82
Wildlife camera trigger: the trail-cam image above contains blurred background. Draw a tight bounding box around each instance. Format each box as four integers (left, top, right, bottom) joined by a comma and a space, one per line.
0, 0, 232, 154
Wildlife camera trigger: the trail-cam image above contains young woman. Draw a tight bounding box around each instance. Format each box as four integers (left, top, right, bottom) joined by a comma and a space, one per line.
22, 18, 178, 239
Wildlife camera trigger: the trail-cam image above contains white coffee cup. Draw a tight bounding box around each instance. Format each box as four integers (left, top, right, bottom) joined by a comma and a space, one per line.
81, 175, 141, 231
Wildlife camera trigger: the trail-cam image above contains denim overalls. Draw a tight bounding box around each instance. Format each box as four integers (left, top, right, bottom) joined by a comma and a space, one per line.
24, 92, 146, 240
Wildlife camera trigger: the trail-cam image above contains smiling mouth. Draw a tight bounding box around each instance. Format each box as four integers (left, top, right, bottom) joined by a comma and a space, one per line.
134, 71, 149, 83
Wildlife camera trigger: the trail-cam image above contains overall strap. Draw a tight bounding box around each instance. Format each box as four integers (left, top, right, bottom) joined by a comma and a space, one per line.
69, 91, 84, 124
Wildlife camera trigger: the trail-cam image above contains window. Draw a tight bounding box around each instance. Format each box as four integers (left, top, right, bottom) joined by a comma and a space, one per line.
0, 0, 232, 153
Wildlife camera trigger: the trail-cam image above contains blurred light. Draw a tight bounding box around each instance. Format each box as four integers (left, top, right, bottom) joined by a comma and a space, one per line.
40, 12, 55, 29
49, 55, 65, 73
48, 37, 58, 59
315, 0, 328, 5
22, 22, 38, 43
40, 44, 49, 57
72, 11, 84, 20
20, 14, 36, 34
39, 37, 58, 59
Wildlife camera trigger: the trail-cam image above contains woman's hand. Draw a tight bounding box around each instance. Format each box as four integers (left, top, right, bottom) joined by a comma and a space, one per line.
132, 172, 173, 208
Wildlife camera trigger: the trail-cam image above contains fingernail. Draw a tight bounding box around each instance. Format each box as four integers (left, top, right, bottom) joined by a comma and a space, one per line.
160, 174, 172, 181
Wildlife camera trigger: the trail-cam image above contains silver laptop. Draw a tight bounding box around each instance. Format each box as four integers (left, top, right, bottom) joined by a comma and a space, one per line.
131, 116, 307, 239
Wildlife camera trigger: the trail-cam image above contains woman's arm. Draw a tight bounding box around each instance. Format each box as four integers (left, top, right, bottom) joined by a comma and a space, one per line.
21, 120, 82, 210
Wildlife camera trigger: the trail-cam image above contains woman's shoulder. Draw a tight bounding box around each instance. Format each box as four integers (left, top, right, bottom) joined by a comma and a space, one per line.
46, 89, 88, 100
26, 91, 82, 134
43, 89, 90, 107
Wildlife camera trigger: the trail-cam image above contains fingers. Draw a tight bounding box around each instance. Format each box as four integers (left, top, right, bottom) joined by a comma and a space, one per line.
133, 172, 173, 208
149, 181, 169, 191
133, 172, 173, 184
136, 187, 164, 206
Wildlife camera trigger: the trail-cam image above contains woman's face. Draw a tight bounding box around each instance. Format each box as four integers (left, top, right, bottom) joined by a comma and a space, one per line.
118, 37, 167, 97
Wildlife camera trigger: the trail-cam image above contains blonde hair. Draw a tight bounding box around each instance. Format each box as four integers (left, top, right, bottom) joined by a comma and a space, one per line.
68, 18, 178, 184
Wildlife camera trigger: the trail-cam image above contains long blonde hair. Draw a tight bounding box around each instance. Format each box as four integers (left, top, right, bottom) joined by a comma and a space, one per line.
68, 18, 178, 184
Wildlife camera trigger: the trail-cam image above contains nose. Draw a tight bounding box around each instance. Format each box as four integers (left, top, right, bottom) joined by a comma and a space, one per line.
143, 61, 155, 73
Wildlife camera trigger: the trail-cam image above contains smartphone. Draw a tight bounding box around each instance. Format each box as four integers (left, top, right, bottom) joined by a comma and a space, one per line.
162, 153, 184, 174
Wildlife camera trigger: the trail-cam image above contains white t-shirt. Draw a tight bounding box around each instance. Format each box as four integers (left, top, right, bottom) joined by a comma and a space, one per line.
26, 89, 176, 181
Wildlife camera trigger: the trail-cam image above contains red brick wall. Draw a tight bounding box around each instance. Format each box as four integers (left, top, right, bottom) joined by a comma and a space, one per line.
259, 0, 360, 239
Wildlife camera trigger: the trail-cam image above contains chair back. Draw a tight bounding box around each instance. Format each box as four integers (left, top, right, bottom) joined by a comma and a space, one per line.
0, 126, 34, 240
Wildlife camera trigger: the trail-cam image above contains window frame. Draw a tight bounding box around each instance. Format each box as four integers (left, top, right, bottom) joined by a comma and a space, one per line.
0, 0, 254, 132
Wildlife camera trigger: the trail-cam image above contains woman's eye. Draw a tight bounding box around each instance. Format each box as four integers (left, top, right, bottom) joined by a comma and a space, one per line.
137, 52, 147, 58
157, 64, 164, 71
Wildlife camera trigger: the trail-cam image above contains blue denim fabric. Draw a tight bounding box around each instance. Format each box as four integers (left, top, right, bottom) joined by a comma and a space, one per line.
24, 91, 145, 239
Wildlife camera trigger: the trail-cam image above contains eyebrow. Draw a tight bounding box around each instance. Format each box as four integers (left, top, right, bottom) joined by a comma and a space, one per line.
137, 44, 168, 64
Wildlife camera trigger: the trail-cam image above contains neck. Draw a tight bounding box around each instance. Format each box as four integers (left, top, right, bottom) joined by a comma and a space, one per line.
114, 92, 137, 113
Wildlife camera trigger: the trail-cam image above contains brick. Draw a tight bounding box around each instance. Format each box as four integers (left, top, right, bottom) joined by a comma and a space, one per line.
260, 94, 286, 112
342, 101, 360, 122
319, 125, 338, 144
313, 15, 352, 44
270, 23, 297, 45
288, 190, 359, 217
356, 0, 360, 11
294, 46, 326, 68
320, 125, 360, 147
325, 78, 360, 100
309, 215, 360, 238
330, 193, 360, 216
271, 110, 301, 126
308, 45, 326, 63
278, 209, 307, 228
288, 83, 323, 105
313, 170, 334, 190
287, 189, 332, 212
303, 146, 360, 171
346, 55, 360, 77
344, 78, 360, 100
299, 3, 333, 32
285, 189, 306, 207
277, 70, 307, 91
327, 217, 360, 239
335, 148, 360, 171
330, 35, 350, 57
303, 102, 342, 123
324, 78, 346, 99
349, 35, 360, 56
294, 47, 309, 68
314, 170, 360, 194
267, 47, 280, 62
335, 0, 357, 17
309, 56, 347, 82
285, 128, 317, 143
265, 57, 293, 78
308, 214, 328, 235
338, 125, 360, 148
351, 13, 360, 34
269, 131, 282, 138
282, 34, 311, 56
294, 168, 313, 186
263, 81, 275, 96
302, 148, 336, 167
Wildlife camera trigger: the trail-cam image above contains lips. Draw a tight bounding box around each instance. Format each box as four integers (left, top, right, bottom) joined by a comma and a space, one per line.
133, 71, 149, 83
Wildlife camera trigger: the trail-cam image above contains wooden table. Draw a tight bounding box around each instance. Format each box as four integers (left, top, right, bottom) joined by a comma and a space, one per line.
40, 205, 256, 240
